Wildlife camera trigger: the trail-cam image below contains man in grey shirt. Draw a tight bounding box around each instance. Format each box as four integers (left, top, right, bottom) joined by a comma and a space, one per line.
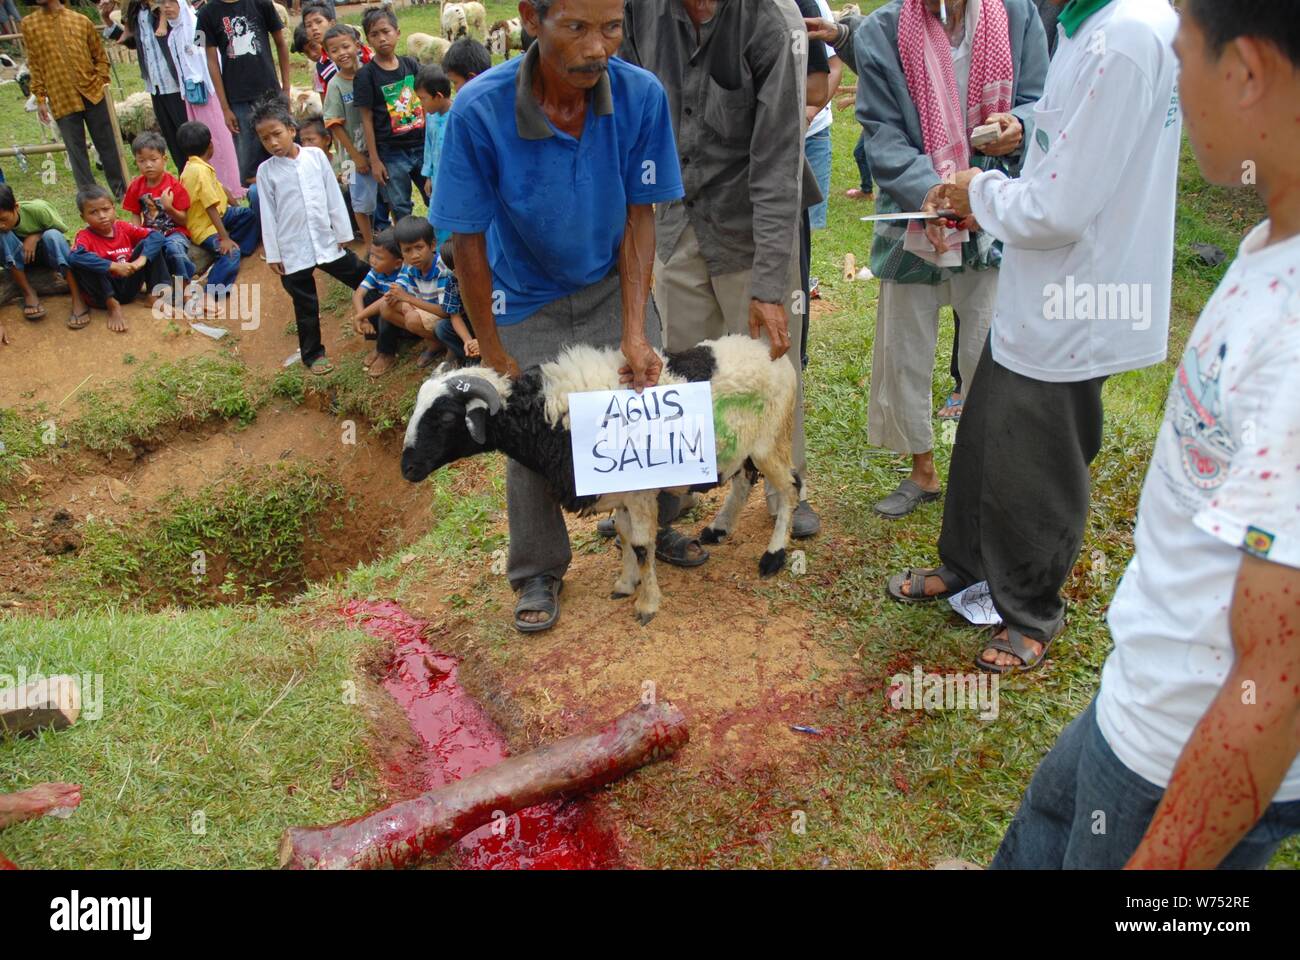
621, 0, 823, 542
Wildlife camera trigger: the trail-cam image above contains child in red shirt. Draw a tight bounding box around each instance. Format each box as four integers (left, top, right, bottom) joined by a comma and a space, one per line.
124, 134, 191, 236
67, 185, 186, 332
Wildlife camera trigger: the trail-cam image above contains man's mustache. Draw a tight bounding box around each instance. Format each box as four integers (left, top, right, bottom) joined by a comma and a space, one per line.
569, 61, 608, 75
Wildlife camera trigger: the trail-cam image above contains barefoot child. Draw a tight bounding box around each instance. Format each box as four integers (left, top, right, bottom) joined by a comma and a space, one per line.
0, 184, 89, 329
253, 93, 368, 375
350, 228, 403, 370
178, 121, 261, 315
67, 185, 181, 332
323, 23, 379, 252
372, 215, 445, 377
123, 131, 197, 310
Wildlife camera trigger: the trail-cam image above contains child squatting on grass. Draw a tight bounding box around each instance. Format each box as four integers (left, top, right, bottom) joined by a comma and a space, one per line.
351, 227, 403, 370
66, 185, 192, 333
371, 215, 457, 378
0, 183, 88, 332
252, 92, 369, 375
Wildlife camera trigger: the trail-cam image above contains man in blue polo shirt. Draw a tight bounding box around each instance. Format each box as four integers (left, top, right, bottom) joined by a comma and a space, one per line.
433, 0, 684, 634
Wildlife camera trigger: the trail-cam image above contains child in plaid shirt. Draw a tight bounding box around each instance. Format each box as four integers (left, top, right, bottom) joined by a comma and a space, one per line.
431, 239, 475, 364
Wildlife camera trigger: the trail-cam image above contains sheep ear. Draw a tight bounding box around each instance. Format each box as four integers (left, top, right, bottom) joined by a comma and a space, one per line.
464, 398, 489, 444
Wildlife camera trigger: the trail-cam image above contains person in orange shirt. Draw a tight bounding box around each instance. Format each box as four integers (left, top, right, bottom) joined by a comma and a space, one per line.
20, 0, 128, 198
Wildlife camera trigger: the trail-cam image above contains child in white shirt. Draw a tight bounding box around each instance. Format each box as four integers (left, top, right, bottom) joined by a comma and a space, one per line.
252, 93, 369, 375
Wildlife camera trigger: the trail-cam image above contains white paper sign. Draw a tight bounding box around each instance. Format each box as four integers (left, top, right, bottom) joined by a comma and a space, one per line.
569, 382, 718, 496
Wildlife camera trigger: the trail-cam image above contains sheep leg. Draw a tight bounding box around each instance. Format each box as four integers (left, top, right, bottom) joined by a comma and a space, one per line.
753, 456, 799, 578
626, 495, 661, 626
701, 460, 756, 544
610, 506, 639, 600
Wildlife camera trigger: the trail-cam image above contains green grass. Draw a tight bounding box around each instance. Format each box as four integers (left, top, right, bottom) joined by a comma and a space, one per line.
0, 606, 386, 868
46, 460, 346, 610
69, 353, 263, 453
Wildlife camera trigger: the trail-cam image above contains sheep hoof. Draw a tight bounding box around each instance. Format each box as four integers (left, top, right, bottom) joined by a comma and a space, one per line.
758, 549, 787, 578
636, 611, 656, 626
700, 526, 724, 544
610, 590, 634, 600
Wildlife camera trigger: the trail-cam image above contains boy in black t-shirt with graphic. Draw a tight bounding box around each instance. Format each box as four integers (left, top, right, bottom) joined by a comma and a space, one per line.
354, 6, 425, 221
197, 0, 292, 186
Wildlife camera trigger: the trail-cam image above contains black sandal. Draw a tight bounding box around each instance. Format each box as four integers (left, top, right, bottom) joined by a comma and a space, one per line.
513, 575, 563, 634
886, 565, 967, 603
975, 621, 1064, 675
654, 527, 709, 568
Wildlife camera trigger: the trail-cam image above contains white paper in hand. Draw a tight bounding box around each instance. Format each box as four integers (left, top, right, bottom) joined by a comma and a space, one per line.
569, 382, 718, 497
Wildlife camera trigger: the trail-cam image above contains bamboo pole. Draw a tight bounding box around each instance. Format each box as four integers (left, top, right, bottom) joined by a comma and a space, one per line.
0, 142, 65, 158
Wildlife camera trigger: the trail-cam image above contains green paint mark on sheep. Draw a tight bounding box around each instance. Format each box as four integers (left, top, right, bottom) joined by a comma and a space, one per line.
713, 393, 766, 463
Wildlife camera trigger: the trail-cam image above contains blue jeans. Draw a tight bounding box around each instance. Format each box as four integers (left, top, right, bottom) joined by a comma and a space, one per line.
991, 698, 1300, 869
434, 315, 467, 361
161, 232, 196, 283
200, 194, 262, 292
805, 128, 832, 231
67, 232, 173, 308
853, 132, 874, 195
377, 142, 425, 221
1, 228, 72, 274
230, 101, 271, 186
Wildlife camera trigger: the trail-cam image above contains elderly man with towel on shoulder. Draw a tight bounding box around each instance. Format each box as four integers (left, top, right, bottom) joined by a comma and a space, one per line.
811, 1, 1047, 519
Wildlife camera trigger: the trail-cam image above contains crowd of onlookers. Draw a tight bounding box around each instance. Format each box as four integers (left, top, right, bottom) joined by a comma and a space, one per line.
0, 0, 482, 376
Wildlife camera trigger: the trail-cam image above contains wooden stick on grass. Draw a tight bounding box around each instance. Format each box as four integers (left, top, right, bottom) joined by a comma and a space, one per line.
278, 700, 689, 870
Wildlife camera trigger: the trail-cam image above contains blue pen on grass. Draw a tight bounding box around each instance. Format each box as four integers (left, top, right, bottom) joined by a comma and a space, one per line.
790, 724, 823, 736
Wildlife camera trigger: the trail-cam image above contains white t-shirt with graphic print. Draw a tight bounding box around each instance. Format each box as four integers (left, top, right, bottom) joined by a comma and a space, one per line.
1097, 221, 1300, 800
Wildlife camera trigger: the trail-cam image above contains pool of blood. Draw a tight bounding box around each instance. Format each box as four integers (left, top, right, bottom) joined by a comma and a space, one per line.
342, 599, 621, 869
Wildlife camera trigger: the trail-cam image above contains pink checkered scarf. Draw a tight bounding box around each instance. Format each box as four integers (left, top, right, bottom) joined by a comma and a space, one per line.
897, 0, 1014, 181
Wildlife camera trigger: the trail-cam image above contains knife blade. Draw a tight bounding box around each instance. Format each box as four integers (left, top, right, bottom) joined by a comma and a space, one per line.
860, 209, 959, 222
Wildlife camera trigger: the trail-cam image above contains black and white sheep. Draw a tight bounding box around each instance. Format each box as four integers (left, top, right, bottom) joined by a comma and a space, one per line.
401, 334, 802, 624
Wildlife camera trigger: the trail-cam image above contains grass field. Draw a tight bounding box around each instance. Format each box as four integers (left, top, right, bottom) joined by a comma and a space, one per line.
2, 1, 1297, 869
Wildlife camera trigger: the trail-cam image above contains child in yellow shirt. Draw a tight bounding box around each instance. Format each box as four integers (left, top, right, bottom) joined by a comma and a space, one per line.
177, 122, 261, 314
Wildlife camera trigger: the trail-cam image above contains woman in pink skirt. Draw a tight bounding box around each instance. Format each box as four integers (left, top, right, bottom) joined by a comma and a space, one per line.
160, 0, 245, 199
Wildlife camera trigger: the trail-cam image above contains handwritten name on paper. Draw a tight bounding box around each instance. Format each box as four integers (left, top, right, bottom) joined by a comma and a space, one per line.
570, 382, 718, 496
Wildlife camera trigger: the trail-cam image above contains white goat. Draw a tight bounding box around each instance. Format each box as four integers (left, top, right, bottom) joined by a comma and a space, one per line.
401, 335, 802, 625
407, 32, 452, 64
487, 17, 521, 58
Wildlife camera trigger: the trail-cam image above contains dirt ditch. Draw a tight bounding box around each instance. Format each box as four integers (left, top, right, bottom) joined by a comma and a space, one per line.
0, 401, 430, 610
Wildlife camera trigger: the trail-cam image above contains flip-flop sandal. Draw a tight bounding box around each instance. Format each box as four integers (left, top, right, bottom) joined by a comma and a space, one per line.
975, 621, 1064, 675
873, 479, 943, 519
66, 310, 91, 330
22, 303, 47, 321
308, 357, 335, 376
938, 393, 963, 420
416, 348, 443, 368
886, 565, 968, 603
654, 527, 709, 568
513, 575, 563, 634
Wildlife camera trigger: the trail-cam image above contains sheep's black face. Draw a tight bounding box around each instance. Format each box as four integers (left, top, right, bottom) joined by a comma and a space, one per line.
401, 395, 483, 483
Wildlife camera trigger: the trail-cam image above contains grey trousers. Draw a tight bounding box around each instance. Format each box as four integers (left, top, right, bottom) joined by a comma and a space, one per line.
497, 270, 663, 589
55, 96, 129, 200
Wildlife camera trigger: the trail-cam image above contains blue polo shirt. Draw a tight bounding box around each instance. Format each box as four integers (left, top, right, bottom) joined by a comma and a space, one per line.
432, 46, 684, 327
